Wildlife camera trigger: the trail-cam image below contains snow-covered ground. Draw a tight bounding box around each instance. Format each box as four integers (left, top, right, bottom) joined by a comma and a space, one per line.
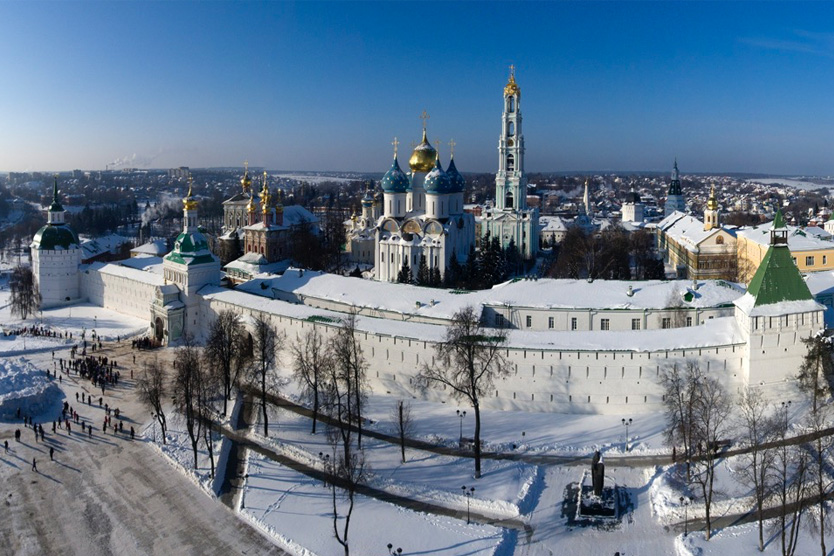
0, 322, 831, 555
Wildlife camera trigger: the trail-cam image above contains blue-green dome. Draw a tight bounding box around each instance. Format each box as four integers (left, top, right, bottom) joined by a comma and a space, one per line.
446, 157, 465, 193
381, 158, 409, 193
424, 156, 451, 194
32, 224, 79, 250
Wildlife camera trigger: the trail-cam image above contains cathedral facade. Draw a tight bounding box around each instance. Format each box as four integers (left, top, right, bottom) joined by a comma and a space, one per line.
374, 126, 475, 283
480, 69, 539, 260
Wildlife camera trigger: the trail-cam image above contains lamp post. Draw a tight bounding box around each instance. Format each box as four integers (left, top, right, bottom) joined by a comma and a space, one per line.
680, 496, 689, 537
456, 409, 466, 445
319, 452, 330, 488
622, 418, 633, 452
461, 485, 475, 524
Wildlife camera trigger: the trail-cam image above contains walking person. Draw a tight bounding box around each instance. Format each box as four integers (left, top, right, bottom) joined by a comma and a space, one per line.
3, 440, 7, 452
31, 458, 37, 472
49, 447, 54, 461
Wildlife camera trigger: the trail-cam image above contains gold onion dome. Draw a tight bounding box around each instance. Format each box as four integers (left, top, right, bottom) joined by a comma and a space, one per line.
707, 185, 718, 210
261, 176, 271, 213
409, 128, 437, 173
240, 163, 252, 192
504, 72, 520, 98
246, 193, 257, 214
183, 177, 198, 210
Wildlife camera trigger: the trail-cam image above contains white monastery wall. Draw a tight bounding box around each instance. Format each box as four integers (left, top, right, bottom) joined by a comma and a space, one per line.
202, 293, 750, 415
80, 266, 155, 323
34, 249, 80, 308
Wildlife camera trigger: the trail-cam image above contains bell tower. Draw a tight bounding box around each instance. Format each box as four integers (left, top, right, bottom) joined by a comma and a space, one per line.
495, 65, 526, 211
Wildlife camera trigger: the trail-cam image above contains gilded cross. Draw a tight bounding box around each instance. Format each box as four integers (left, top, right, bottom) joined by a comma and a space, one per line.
509, 64, 515, 78
434, 138, 443, 156
392, 137, 399, 157
449, 139, 456, 157
419, 110, 430, 131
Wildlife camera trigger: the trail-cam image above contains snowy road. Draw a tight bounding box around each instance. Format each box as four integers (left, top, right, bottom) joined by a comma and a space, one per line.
0, 343, 285, 556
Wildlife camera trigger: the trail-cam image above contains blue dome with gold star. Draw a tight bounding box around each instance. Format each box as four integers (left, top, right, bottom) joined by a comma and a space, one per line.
381, 158, 409, 193
424, 156, 452, 194
445, 157, 465, 193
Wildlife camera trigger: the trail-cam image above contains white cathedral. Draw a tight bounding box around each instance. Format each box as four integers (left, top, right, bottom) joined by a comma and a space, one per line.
27, 71, 826, 416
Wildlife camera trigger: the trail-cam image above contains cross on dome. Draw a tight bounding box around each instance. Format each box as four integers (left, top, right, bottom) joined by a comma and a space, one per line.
419, 110, 430, 131
449, 139, 456, 158
392, 137, 399, 158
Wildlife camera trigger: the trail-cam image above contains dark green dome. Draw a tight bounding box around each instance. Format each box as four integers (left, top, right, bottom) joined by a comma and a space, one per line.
173, 231, 209, 253
381, 158, 409, 193
446, 157, 465, 193
424, 156, 451, 194
32, 224, 79, 250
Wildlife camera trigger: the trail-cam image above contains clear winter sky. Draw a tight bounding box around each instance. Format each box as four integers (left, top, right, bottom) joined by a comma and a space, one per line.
2, 1, 834, 175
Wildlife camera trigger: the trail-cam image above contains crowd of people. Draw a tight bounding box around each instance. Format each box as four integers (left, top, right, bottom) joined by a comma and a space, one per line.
3, 325, 73, 339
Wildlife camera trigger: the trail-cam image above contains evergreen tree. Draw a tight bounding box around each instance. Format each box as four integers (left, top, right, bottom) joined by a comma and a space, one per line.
396, 261, 411, 284
430, 266, 442, 287
505, 238, 520, 278
417, 254, 430, 286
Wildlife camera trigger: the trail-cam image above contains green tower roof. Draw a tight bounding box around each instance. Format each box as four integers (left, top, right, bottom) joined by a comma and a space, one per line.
746, 244, 813, 307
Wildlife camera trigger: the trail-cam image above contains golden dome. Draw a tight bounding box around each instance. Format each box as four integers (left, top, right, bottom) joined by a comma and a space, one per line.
504, 71, 520, 98
183, 177, 198, 210
409, 128, 437, 173
246, 193, 256, 214
707, 185, 718, 210
261, 177, 271, 213
240, 162, 252, 192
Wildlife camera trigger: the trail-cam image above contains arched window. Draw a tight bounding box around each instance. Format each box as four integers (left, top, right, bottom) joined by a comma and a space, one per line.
507, 96, 515, 113
716, 236, 724, 245
505, 193, 514, 209
507, 154, 515, 172
508, 121, 515, 136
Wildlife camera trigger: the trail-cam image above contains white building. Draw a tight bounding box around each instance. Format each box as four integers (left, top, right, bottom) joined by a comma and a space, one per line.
374, 129, 474, 283
480, 68, 540, 260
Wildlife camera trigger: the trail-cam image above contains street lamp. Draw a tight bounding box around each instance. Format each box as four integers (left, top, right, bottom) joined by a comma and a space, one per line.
680, 496, 689, 537
319, 452, 330, 488
622, 418, 633, 452
461, 485, 475, 524
456, 409, 466, 445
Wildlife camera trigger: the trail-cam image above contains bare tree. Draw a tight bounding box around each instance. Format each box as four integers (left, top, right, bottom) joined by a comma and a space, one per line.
329, 437, 367, 556
9, 265, 40, 319
136, 357, 168, 443
689, 373, 732, 541
291, 326, 331, 434
659, 360, 704, 480
737, 387, 778, 552
198, 359, 222, 479
173, 339, 204, 469
249, 315, 285, 437
204, 309, 251, 416
329, 311, 368, 448
391, 399, 413, 464
773, 403, 810, 556
416, 305, 510, 479
805, 405, 834, 556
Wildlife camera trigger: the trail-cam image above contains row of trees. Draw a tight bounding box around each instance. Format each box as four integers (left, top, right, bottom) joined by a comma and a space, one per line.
548, 226, 664, 280
660, 334, 834, 555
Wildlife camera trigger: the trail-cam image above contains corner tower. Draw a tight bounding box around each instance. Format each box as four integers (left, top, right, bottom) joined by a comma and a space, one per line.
31, 177, 82, 308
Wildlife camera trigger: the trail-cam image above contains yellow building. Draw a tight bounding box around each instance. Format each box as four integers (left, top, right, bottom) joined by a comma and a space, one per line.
737, 212, 834, 283
657, 211, 737, 280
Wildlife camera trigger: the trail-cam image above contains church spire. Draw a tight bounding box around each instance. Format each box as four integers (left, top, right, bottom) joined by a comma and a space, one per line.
47, 175, 65, 225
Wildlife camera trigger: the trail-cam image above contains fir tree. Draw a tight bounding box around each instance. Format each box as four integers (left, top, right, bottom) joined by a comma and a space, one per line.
396, 261, 411, 284
417, 254, 431, 286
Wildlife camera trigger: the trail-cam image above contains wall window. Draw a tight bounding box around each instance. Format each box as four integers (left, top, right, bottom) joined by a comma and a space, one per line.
806, 256, 815, 266
507, 96, 515, 112
631, 319, 640, 330
686, 316, 693, 327
571, 317, 578, 331
662, 317, 672, 329
526, 315, 532, 328
824, 255, 828, 265
507, 154, 515, 172
600, 318, 610, 331
495, 313, 505, 328
548, 316, 554, 329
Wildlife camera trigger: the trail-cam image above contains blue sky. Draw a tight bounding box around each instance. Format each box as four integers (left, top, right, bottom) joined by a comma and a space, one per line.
2, 1, 834, 175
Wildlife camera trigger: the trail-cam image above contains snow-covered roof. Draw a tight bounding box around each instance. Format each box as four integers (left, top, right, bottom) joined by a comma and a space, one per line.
201, 284, 746, 352
283, 205, 319, 227
130, 239, 168, 256
737, 220, 834, 252
805, 270, 834, 297
118, 256, 165, 276
84, 260, 165, 286
79, 234, 132, 260
733, 293, 824, 317
236, 269, 745, 319
658, 211, 732, 251
539, 216, 569, 232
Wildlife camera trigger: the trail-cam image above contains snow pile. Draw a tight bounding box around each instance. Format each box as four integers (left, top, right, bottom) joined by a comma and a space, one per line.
0, 357, 63, 420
